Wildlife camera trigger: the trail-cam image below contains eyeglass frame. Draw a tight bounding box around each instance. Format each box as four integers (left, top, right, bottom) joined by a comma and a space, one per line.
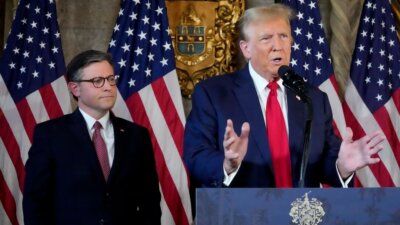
73, 75, 118, 88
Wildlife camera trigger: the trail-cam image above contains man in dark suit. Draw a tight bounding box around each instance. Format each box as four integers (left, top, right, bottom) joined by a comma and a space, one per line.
23, 50, 161, 225
184, 4, 385, 189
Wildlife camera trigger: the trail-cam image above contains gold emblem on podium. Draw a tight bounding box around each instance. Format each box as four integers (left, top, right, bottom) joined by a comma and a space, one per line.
289, 192, 325, 225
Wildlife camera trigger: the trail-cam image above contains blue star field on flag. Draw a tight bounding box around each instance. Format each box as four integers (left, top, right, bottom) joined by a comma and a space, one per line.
350, 0, 400, 113
108, 0, 176, 100
0, 0, 65, 102
282, 0, 335, 87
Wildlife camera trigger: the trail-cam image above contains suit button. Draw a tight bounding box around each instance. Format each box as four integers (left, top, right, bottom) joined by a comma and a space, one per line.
106, 192, 110, 197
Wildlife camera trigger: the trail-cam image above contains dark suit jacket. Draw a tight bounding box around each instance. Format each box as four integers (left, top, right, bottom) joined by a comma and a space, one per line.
23, 109, 161, 225
184, 65, 345, 188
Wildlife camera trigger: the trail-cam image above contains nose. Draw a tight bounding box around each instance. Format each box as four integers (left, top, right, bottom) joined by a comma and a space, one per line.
272, 36, 283, 51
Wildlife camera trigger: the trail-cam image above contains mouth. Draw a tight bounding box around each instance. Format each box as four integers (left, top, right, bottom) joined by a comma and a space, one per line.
100, 96, 115, 99
272, 57, 283, 64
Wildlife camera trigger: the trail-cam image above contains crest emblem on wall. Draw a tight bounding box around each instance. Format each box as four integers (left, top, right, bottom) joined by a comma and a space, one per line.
176, 5, 207, 57
166, 0, 245, 97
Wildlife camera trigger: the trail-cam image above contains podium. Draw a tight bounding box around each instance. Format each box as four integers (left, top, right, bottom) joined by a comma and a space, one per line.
196, 188, 400, 225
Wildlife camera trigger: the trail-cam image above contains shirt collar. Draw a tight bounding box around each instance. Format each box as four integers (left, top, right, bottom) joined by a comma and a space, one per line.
79, 108, 111, 131
248, 62, 285, 92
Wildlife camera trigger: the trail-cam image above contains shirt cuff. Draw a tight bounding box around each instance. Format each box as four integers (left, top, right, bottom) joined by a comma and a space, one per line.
223, 164, 241, 186
336, 161, 354, 188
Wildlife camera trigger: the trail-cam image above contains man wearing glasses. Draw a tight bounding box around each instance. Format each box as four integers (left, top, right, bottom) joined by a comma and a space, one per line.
23, 50, 161, 225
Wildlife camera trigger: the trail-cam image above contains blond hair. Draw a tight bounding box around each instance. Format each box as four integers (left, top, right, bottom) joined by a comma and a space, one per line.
237, 4, 295, 41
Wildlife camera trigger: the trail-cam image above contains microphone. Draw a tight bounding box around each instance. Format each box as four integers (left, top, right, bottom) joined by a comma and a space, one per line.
278, 65, 313, 187
278, 65, 308, 102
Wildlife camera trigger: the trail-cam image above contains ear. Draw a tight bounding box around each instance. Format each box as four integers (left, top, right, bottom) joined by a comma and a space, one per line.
239, 40, 251, 60
68, 82, 80, 99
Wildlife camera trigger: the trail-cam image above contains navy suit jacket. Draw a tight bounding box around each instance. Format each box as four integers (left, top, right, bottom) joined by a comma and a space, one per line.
184, 65, 345, 188
23, 109, 161, 225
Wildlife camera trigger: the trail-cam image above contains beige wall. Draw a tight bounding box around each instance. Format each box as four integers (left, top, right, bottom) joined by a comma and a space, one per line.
57, 0, 120, 63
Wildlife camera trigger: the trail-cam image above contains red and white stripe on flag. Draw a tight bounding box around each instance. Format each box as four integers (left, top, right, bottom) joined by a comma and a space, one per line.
0, 76, 71, 225
107, 0, 193, 224
343, 0, 400, 187
112, 70, 192, 225
0, 0, 71, 224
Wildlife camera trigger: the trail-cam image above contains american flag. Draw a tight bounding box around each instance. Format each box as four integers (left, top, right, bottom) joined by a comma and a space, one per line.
0, 0, 71, 225
281, 0, 347, 138
343, 0, 400, 187
107, 0, 192, 224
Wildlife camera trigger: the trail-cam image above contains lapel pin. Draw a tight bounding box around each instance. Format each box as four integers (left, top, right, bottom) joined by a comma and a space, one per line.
296, 95, 301, 101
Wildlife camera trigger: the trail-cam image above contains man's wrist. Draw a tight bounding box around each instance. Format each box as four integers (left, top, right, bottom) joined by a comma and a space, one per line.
223, 164, 235, 175
336, 159, 353, 179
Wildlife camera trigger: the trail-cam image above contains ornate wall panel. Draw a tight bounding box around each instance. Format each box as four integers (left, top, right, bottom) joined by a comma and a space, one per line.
166, 0, 245, 97
392, 0, 400, 39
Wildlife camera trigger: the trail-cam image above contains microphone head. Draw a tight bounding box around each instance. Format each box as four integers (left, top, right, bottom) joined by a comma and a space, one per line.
277, 65, 308, 101
277, 65, 292, 81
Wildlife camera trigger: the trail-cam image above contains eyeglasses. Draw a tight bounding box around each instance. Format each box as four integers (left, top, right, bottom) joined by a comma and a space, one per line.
73, 75, 117, 88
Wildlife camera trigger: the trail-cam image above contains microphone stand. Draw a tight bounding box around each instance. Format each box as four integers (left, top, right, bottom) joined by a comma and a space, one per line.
282, 82, 313, 188
298, 96, 313, 188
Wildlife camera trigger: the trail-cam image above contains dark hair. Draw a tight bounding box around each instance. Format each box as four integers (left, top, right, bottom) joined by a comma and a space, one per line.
66, 50, 114, 83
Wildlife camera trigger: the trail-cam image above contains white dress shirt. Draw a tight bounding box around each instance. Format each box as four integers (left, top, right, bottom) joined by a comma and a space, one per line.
248, 62, 289, 132
80, 108, 115, 167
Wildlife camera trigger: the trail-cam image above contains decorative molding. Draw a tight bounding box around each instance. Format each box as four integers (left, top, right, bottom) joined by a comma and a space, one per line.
392, 0, 400, 39
166, 0, 245, 97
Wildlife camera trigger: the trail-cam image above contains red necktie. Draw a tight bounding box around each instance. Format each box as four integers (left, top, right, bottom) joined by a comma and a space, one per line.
266, 81, 293, 187
93, 121, 110, 181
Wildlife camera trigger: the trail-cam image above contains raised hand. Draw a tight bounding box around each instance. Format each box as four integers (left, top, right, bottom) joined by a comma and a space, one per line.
337, 127, 386, 178
223, 119, 250, 174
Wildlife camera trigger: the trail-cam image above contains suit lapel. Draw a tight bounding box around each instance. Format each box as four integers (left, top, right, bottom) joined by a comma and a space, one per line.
69, 110, 107, 183
232, 67, 273, 168
107, 114, 127, 185
286, 89, 307, 180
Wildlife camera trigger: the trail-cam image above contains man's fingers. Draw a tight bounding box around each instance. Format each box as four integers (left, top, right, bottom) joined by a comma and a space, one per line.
225, 151, 239, 160
344, 127, 354, 143
224, 136, 235, 149
227, 119, 233, 128
240, 122, 250, 138
224, 119, 234, 140
369, 144, 384, 155
368, 157, 380, 165
368, 130, 384, 139
367, 131, 385, 146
